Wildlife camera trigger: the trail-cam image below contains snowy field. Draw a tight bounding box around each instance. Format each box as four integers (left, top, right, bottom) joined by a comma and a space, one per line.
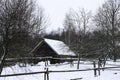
0, 60, 120, 80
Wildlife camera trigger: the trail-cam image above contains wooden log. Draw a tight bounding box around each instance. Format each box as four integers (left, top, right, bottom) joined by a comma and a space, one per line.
70, 77, 83, 80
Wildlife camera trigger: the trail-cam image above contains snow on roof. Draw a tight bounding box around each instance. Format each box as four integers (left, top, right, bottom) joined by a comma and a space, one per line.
44, 38, 76, 56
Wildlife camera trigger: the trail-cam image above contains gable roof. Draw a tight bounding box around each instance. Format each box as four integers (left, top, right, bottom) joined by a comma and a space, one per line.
30, 38, 76, 56
44, 38, 75, 56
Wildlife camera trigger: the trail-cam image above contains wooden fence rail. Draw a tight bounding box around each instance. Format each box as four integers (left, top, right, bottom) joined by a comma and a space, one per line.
1, 57, 120, 80
0, 66, 120, 77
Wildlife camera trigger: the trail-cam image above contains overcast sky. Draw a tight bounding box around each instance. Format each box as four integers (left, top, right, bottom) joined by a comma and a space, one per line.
37, 0, 106, 32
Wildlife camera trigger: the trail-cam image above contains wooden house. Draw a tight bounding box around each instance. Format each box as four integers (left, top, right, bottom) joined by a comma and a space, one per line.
29, 38, 76, 64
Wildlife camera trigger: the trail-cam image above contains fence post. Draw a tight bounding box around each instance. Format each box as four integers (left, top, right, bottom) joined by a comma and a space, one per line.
46, 68, 49, 80
45, 59, 47, 68
44, 71, 46, 80
70, 57, 74, 67
77, 54, 80, 69
93, 61, 97, 77
44, 59, 47, 80
44, 68, 49, 80
98, 61, 101, 76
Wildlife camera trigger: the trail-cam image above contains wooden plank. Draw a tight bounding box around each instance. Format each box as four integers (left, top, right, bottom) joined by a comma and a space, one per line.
70, 77, 83, 80
0, 71, 46, 77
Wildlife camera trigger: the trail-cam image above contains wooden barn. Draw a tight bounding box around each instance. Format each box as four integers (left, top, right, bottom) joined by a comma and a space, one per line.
30, 38, 76, 64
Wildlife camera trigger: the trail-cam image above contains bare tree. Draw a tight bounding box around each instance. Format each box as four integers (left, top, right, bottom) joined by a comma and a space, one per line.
73, 9, 92, 69
63, 8, 91, 51
63, 8, 92, 69
94, 0, 120, 61
73, 8, 92, 54
0, 0, 48, 74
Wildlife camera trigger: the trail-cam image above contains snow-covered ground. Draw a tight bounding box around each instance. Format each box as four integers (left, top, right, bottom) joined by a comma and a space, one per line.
0, 60, 120, 80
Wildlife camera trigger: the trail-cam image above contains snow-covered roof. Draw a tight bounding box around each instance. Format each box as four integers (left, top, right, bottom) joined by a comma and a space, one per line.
44, 38, 76, 56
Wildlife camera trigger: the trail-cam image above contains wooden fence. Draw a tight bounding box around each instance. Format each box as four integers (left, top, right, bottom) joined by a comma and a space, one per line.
0, 62, 120, 80
1, 57, 120, 80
